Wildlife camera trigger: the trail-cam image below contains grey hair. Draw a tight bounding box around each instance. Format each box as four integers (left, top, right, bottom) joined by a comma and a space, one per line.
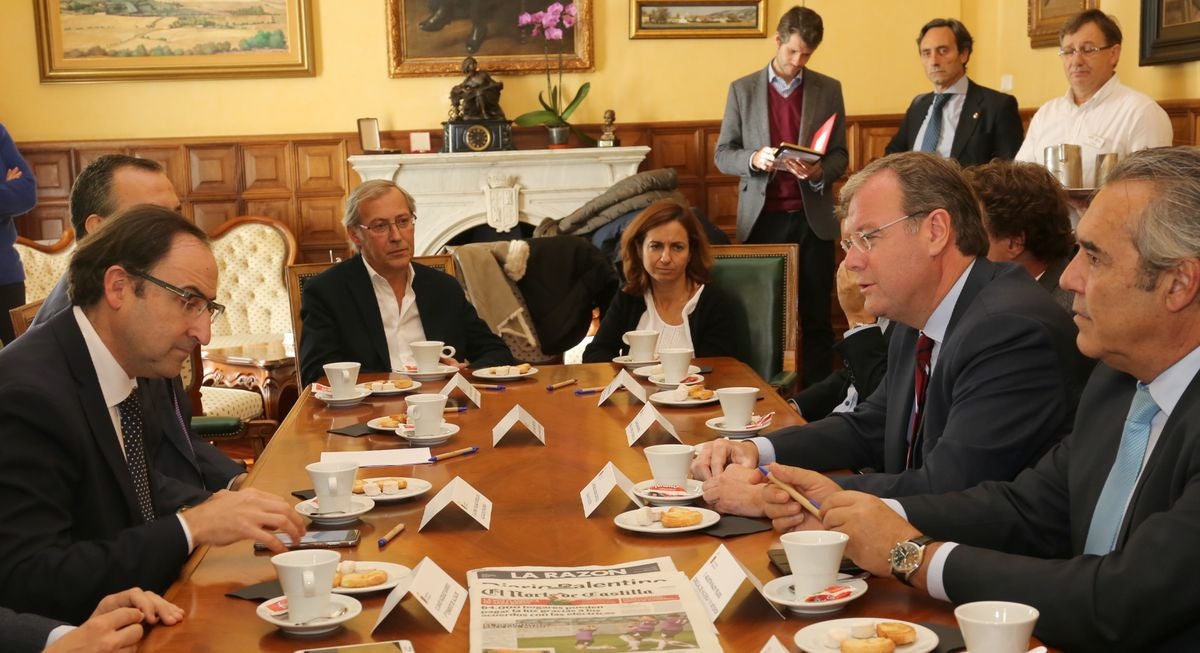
342, 179, 417, 251
1104, 147, 1200, 290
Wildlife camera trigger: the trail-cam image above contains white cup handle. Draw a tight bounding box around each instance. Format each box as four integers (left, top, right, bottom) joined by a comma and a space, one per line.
441, 345, 456, 359
302, 569, 315, 596
621, 333, 631, 345
410, 405, 424, 424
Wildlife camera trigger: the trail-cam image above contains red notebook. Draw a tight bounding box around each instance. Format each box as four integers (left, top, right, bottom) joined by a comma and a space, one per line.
775, 113, 837, 163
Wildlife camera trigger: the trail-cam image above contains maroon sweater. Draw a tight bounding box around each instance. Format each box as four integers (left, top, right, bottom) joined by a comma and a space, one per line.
765, 84, 805, 213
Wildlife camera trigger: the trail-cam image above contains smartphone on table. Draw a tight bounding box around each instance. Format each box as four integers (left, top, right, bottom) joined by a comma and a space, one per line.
294, 641, 414, 653
254, 529, 360, 550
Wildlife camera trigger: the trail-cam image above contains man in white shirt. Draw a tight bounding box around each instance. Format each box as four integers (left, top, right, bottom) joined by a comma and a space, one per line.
763, 146, 1200, 651
1016, 9, 1172, 188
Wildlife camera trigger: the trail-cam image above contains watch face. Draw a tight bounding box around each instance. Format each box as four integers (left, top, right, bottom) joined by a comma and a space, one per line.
890, 541, 920, 573
464, 124, 492, 151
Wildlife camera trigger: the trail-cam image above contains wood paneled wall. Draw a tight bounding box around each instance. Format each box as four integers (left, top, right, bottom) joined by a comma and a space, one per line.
16, 99, 1200, 253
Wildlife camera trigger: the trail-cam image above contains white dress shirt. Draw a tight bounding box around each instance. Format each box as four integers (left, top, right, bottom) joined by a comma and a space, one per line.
362, 259, 427, 371
912, 75, 969, 159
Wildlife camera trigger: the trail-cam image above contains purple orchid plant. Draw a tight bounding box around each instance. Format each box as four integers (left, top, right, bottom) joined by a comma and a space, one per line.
514, 2, 591, 138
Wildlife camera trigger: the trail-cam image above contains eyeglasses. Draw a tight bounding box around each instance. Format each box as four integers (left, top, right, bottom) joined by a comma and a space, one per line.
839, 211, 928, 254
1057, 44, 1116, 58
130, 270, 225, 323
357, 216, 416, 235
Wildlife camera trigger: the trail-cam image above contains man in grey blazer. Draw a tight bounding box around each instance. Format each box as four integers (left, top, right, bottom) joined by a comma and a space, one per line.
715, 5, 848, 386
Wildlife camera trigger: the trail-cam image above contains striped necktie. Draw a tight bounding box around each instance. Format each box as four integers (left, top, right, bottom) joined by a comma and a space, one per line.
1083, 384, 1159, 554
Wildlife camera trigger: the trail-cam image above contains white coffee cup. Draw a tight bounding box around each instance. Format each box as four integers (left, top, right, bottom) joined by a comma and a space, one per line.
405, 393, 448, 437
271, 549, 340, 625
622, 329, 659, 363
716, 387, 758, 429
410, 340, 456, 373
955, 601, 1039, 653
322, 362, 360, 399
780, 530, 849, 597
305, 460, 358, 514
658, 348, 694, 384
644, 443, 694, 488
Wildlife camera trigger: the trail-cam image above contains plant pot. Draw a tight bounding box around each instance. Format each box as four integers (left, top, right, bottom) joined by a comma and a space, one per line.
547, 125, 570, 147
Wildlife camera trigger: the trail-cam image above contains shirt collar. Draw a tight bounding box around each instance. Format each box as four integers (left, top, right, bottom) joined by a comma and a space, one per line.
1144, 344, 1200, 418
935, 75, 969, 96
72, 305, 137, 408
362, 256, 416, 295
1067, 72, 1120, 107
767, 61, 803, 93
919, 259, 975, 344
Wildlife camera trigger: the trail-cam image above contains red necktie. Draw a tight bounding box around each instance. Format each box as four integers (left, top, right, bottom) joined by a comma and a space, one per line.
906, 334, 935, 469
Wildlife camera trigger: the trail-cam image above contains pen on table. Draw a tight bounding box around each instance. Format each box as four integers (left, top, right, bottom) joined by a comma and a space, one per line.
445, 405, 468, 413
758, 465, 821, 519
472, 383, 506, 391
377, 522, 405, 549
428, 446, 480, 463
574, 385, 607, 396
546, 378, 578, 392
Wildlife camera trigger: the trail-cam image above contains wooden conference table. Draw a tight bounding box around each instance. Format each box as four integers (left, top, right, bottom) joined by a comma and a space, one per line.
145, 359, 968, 651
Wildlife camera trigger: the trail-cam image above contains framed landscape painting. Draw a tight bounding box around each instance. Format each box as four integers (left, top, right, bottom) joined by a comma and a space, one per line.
629, 1, 766, 39
34, 0, 314, 82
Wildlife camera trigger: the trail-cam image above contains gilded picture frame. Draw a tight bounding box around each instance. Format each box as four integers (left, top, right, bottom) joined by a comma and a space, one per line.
33, 0, 315, 83
1140, 0, 1200, 65
387, 0, 594, 77
1028, 0, 1099, 48
629, 1, 767, 39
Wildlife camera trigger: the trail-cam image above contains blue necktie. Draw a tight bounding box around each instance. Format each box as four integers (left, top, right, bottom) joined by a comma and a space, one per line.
1084, 384, 1159, 555
918, 94, 951, 153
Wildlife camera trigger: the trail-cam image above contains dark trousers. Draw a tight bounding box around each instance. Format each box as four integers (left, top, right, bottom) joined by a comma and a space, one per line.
746, 210, 834, 386
0, 281, 25, 345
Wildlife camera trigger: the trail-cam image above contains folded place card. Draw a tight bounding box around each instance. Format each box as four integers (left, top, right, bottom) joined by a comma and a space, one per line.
625, 402, 680, 446
580, 461, 643, 517
372, 557, 467, 633
440, 373, 481, 407
419, 476, 492, 530
597, 368, 647, 405
320, 448, 432, 467
691, 543, 783, 621
759, 635, 789, 653
491, 404, 546, 445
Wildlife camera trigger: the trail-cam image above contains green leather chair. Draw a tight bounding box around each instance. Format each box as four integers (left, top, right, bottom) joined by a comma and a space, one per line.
711, 244, 799, 392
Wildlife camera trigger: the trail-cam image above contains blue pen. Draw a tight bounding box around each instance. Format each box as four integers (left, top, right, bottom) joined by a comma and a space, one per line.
758, 465, 821, 517
428, 446, 479, 463
445, 405, 468, 413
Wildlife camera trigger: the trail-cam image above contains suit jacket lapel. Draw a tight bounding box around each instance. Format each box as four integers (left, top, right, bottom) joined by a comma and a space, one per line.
346, 255, 393, 369
749, 69, 770, 148
945, 258, 995, 337
950, 80, 983, 160
798, 72, 818, 144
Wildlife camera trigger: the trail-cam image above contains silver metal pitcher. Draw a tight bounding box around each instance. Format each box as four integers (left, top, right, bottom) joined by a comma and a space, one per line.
1095, 152, 1120, 187
1044, 144, 1082, 188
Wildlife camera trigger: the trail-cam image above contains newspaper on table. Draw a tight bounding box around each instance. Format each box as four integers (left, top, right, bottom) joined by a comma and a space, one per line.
467, 556, 723, 652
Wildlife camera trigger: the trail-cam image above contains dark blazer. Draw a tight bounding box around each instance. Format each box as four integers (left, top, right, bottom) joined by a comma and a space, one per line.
792, 322, 894, 421
0, 310, 204, 624
299, 255, 513, 385
582, 283, 741, 363
145, 377, 245, 491
1037, 255, 1074, 313
767, 259, 1091, 497
901, 363, 1200, 651
714, 66, 850, 242
0, 606, 64, 653
884, 79, 1024, 167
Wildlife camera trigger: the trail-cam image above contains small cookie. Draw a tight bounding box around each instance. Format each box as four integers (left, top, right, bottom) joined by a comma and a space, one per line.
660, 507, 702, 528
840, 637, 896, 653
339, 569, 388, 588
875, 622, 916, 646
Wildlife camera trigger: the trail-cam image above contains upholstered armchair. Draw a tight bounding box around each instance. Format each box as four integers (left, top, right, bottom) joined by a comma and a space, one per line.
711, 244, 800, 392
15, 232, 75, 302
207, 217, 297, 349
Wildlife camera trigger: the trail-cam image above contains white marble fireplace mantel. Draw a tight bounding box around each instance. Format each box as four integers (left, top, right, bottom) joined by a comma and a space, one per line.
348, 146, 650, 255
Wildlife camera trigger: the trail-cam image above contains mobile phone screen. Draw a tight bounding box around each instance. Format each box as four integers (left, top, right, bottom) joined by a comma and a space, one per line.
295, 640, 413, 653
256, 529, 360, 550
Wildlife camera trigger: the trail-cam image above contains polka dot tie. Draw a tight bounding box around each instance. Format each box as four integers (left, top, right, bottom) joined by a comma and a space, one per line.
118, 390, 156, 524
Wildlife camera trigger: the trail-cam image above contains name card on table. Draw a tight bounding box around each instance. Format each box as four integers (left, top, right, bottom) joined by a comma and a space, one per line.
759, 636, 789, 653
419, 477, 492, 530
691, 543, 784, 621
321, 448, 431, 467
597, 368, 647, 406
373, 556, 467, 633
625, 402, 680, 446
440, 373, 482, 407
580, 461, 643, 517
492, 404, 546, 445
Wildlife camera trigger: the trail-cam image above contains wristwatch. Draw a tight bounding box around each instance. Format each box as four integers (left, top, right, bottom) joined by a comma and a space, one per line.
889, 535, 934, 586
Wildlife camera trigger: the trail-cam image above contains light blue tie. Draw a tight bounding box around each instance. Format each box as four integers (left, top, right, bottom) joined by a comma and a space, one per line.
1084, 384, 1159, 555
918, 94, 951, 153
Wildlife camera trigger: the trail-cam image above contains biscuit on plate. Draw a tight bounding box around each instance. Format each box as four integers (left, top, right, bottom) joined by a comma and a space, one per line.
660, 507, 702, 528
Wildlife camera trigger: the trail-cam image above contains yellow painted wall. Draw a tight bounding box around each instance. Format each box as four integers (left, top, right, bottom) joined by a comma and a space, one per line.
0, 0, 1195, 142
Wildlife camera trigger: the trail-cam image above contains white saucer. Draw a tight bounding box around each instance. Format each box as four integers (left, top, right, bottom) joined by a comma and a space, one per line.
332, 561, 411, 595
295, 495, 376, 526
763, 574, 868, 615
396, 422, 459, 447
794, 617, 938, 653
648, 390, 719, 407
366, 416, 407, 432
632, 479, 703, 506
472, 366, 538, 381
354, 477, 432, 502
395, 364, 459, 382
612, 355, 658, 369
314, 388, 371, 408
357, 380, 420, 396
705, 415, 771, 438
614, 506, 719, 534
633, 364, 701, 378
648, 373, 704, 389
256, 593, 361, 637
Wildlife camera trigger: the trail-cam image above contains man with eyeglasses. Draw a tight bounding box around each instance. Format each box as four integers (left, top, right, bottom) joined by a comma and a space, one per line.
692, 152, 1089, 515
1016, 9, 1171, 189
298, 179, 513, 386
0, 206, 306, 623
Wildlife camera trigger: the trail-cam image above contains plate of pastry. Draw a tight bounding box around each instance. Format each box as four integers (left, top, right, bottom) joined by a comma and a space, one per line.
472, 364, 537, 381
352, 476, 432, 502
394, 364, 460, 382
649, 386, 718, 407
632, 364, 701, 378
331, 560, 411, 595
612, 355, 658, 369
614, 506, 719, 534
366, 415, 407, 432
647, 373, 704, 390
357, 379, 419, 396
793, 618, 938, 653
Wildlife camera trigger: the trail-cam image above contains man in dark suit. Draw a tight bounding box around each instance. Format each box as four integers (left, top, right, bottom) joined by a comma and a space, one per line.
694, 152, 1089, 513
0, 206, 303, 624
885, 19, 1023, 167
715, 5, 849, 386
9, 588, 182, 653
299, 179, 512, 386
765, 146, 1200, 651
